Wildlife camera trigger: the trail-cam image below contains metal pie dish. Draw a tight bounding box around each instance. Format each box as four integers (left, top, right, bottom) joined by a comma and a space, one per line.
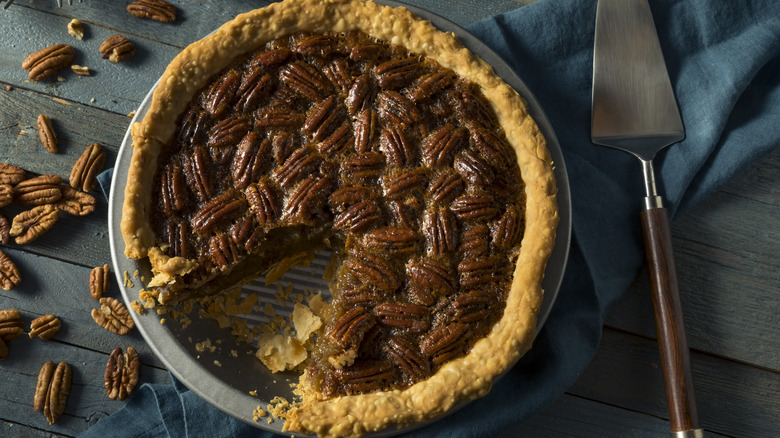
107, 3, 571, 436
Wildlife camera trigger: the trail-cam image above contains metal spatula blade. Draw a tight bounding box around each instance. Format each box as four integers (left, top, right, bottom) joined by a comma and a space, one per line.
591, 1, 704, 437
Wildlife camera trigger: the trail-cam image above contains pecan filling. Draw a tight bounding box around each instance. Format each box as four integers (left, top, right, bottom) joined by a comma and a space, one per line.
149, 30, 526, 397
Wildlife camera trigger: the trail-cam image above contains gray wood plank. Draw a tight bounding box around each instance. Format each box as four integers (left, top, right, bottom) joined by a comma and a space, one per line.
606, 147, 780, 371
1, 420, 67, 438
570, 328, 780, 438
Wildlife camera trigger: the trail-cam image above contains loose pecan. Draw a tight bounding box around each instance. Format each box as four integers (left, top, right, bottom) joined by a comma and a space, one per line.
326, 306, 376, 348
420, 323, 470, 364
335, 360, 394, 395
0, 251, 21, 290
70, 143, 107, 192
353, 109, 377, 153
428, 171, 465, 204
208, 115, 252, 149
14, 175, 62, 206
90, 264, 111, 300
10, 205, 59, 245
105, 347, 141, 401
422, 208, 456, 256
346, 74, 375, 115
0, 309, 24, 341
451, 194, 498, 221
232, 132, 270, 189
364, 227, 418, 254
245, 180, 278, 227
387, 336, 430, 379
91, 297, 135, 335
422, 124, 468, 167
204, 70, 240, 117
67, 19, 84, 40
341, 152, 385, 180
273, 147, 318, 188
28, 314, 61, 341
459, 224, 490, 259
328, 186, 376, 211
407, 258, 456, 297
71, 65, 90, 76
279, 61, 332, 101
294, 34, 338, 58
0, 163, 26, 185
127, 0, 177, 23
333, 200, 380, 233
0, 185, 12, 208
182, 146, 213, 202
22, 44, 75, 81
284, 175, 331, 223
449, 290, 495, 323
99, 35, 135, 63
458, 256, 510, 289
379, 126, 413, 166
384, 168, 427, 200
0, 213, 9, 244
377, 91, 420, 126
34, 361, 72, 425
454, 149, 495, 186
52, 184, 95, 216
375, 302, 430, 334
210, 233, 241, 271
37, 114, 58, 153
190, 190, 246, 234
408, 70, 457, 102
344, 250, 399, 292
493, 204, 524, 250
375, 57, 425, 90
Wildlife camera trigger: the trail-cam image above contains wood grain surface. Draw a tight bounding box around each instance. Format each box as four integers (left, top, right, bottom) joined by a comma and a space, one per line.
0, 1, 777, 438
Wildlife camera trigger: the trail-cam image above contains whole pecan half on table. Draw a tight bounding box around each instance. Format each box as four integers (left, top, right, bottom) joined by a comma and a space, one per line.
105, 346, 141, 400
28, 314, 61, 341
0, 163, 26, 186
14, 175, 63, 206
9, 204, 59, 245
99, 35, 135, 63
22, 44, 75, 81
37, 114, 58, 154
90, 264, 111, 300
34, 361, 72, 425
127, 0, 177, 23
92, 297, 135, 335
70, 143, 107, 192
0, 309, 24, 342
0, 250, 21, 290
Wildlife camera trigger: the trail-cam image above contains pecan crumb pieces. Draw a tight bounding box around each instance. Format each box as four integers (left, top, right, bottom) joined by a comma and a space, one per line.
67, 19, 84, 40
71, 65, 90, 76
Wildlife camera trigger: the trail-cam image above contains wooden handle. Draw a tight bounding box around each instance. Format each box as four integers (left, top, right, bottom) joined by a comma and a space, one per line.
640, 207, 701, 433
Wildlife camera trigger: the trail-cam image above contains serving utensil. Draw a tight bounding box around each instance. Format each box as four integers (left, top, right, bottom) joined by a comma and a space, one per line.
591, 0, 703, 437
1, 0, 13, 10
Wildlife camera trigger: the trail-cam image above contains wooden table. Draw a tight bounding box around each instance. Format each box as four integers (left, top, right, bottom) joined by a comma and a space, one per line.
1, 1, 777, 437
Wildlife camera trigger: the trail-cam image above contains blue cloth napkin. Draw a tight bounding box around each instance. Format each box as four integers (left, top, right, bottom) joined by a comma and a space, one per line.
83, 0, 780, 436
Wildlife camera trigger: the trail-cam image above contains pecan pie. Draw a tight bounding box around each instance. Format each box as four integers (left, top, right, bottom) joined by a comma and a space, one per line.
121, 0, 557, 436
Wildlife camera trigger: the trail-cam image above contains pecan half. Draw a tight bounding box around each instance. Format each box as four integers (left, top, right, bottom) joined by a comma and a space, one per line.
341, 152, 385, 181
254, 108, 305, 130
0, 309, 24, 341
99, 35, 135, 63
459, 224, 490, 259
231, 132, 270, 189
105, 347, 141, 401
387, 337, 430, 379
344, 250, 399, 292
231, 216, 264, 254
333, 200, 380, 233
422, 124, 468, 167
451, 194, 498, 222
375, 57, 425, 90
422, 208, 457, 256
22, 44, 75, 81
453, 88, 498, 128
408, 70, 457, 102
377, 91, 420, 126
0, 251, 21, 291
90, 264, 110, 300
273, 147, 319, 188
190, 190, 246, 234
250, 47, 292, 67
428, 171, 464, 204
28, 314, 61, 341
454, 148, 495, 186
340, 285, 381, 308
245, 180, 278, 227
353, 109, 377, 153
449, 290, 495, 323
37, 114, 58, 153
294, 34, 338, 58
236, 72, 273, 113
279, 61, 332, 101
346, 74, 376, 115
178, 108, 209, 147
34, 361, 72, 425
70, 143, 107, 192
182, 146, 213, 202
350, 42, 386, 61
304, 95, 344, 142
420, 323, 469, 365
14, 175, 62, 206
210, 233, 241, 271
335, 360, 394, 396
328, 186, 376, 211
0, 185, 12, 208
471, 128, 513, 170
0, 213, 9, 244
91, 297, 135, 335
127, 0, 177, 23
375, 302, 430, 334
284, 175, 331, 223
326, 306, 376, 348
493, 204, 524, 250
209, 115, 252, 149
384, 168, 427, 200
407, 258, 456, 299
10, 205, 59, 245
379, 126, 413, 166
323, 58, 353, 93
165, 221, 191, 259
364, 227, 418, 254
159, 163, 188, 217
272, 132, 297, 164
204, 70, 240, 118
0, 163, 26, 185
457, 256, 510, 289
54, 184, 96, 216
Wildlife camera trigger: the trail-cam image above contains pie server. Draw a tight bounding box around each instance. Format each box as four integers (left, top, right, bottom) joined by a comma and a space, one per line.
590, 0, 704, 437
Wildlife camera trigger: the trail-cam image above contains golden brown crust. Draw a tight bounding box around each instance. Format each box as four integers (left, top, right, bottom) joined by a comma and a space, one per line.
120, 0, 558, 436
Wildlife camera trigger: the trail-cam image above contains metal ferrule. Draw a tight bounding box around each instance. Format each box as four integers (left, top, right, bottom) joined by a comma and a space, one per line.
671, 429, 705, 438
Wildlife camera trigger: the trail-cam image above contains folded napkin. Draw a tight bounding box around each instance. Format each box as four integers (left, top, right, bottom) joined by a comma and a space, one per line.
83, 0, 780, 436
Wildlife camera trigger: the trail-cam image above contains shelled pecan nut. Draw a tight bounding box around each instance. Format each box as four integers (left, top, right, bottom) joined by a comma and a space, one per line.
67, 19, 84, 40
54, 185, 96, 216
364, 227, 418, 253
326, 306, 376, 348
105, 346, 141, 401
0, 163, 26, 186
9, 204, 60, 245
71, 65, 90, 76
29, 314, 61, 341
0, 213, 10, 245
14, 174, 62, 206
190, 190, 246, 234
0, 184, 13, 208
387, 337, 430, 379
34, 361, 72, 425
99, 35, 135, 63
22, 44, 75, 81
127, 0, 177, 23
0, 251, 21, 291
70, 143, 107, 192
37, 114, 58, 153
91, 297, 135, 335
0, 309, 24, 341
375, 302, 430, 333
90, 264, 110, 300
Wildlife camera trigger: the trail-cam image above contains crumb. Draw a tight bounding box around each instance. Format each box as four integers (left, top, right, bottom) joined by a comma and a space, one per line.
160, 318, 166, 324
52, 97, 70, 105
90, 97, 96, 103
230, 350, 238, 358
256, 334, 306, 372
123, 271, 134, 288
57, 76, 66, 82
128, 110, 137, 118
5, 85, 11, 91
249, 390, 258, 396
263, 302, 275, 317
214, 360, 222, 367
130, 300, 145, 315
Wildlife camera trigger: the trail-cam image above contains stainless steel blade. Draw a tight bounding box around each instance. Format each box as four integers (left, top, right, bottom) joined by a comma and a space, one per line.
591, 0, 684, 161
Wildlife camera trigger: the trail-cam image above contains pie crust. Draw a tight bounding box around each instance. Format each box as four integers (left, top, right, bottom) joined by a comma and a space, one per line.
120, 0, 558, 436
